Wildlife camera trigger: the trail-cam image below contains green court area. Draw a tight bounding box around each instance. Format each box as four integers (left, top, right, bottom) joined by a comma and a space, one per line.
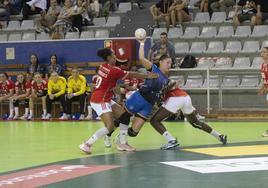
1, 121, 268, 188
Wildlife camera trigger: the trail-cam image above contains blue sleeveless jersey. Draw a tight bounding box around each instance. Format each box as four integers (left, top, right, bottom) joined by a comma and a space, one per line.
138, 64, 169, 104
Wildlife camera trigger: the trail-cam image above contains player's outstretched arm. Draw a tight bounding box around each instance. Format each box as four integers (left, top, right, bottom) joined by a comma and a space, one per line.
138, 39, 153, 70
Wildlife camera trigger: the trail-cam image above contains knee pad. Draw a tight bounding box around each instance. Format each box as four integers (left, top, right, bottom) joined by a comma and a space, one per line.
189, 119, 203, 129
24, 99, 29, 107
128, 127, 138, 137
118, 112, 131, 125
13, 100, 19, 107
114, 119, 120, 127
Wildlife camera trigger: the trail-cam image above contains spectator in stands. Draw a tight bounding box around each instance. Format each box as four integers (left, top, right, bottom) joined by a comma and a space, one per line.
89, 0, 100, 18
27, 54, 43, 75
21, 0, 47, 20
252, 0, 268, 25
45, 54, 64, 78
233, 0, 258, 27
75, 0, 92, 26
0, 0, 10, 22
35, 0, 61, 33
44, 71, 66, 120
150, 0, 173, 29
148, 32, 176, 67
9, 73, 31, 120
29, 72, 47, 120
169, 0, 191, 27
65, 68, 87, 120
0, 72, 14, 119
210, 0, 235, 12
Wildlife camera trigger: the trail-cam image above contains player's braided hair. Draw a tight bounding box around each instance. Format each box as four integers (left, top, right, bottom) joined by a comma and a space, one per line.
97, 48, 113, 61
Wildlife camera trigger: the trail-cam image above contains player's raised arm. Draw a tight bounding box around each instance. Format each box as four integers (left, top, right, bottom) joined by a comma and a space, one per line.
137, 39, 153, 70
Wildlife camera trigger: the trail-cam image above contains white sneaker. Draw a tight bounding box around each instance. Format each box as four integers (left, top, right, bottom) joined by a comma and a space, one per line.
96, 116, 101, 120
44, 114, 51, 120
79, 142, 92, 154
41, 114, 46, 120
7, 115, 14, 120
79, 114, 85, 120
104, 135, 112, 148
13, 115, 19, 120
20, 114, 28, 120
85, 114, 93, 120
27, 115, 33, 120
59, 114, 69, 120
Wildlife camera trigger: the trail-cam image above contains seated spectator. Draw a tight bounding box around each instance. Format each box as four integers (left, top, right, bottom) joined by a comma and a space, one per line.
150, 0, 173, 29
44, 71, 66, 120
0, 0, 10, 22
89, 0, 99, 18
52, 0, 81, 37
0, 72, 14, 119
65, 68, 87, 120
75, 0, 92, 26
200, 0, 218, 14
252, 0, 268, 25
169, 0, 191, 27
210, 0, 235, 12
35, 0, 61, 33
147, 32, 176, 67
46, 54, 64, 78
233, 0, 258, 27
29, 72, 47, 120
27, 54, 44, 75
9, 73, 31, 120
21, 0, 47, 20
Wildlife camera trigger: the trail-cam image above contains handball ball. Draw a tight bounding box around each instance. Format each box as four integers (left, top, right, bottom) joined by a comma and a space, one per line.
135, 28, 147, 40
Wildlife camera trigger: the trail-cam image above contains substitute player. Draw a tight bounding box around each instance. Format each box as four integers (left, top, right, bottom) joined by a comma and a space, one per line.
0, 73, 15, 119
259, 47, 268, 137
79, 48, 158, 154
29, 72, 48, 120
10, 74, 32, 120
150, 81, 227, 150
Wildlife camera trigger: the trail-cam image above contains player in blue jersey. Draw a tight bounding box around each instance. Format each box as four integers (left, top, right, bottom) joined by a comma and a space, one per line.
111, 39, 173, 151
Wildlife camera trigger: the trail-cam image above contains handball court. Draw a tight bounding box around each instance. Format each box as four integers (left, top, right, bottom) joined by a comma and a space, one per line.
1, 120, 268, 188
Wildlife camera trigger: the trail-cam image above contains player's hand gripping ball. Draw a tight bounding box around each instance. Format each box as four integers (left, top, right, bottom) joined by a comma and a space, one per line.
135, 28, 147, 40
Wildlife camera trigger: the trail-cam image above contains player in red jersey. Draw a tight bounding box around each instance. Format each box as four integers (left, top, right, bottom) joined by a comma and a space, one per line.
0, 72, 15, 119
9, 73, 32, 120
79, 48, 158, 154
259, 47, 268, 137
150, 80, 227, 149
29, 72, 48, 120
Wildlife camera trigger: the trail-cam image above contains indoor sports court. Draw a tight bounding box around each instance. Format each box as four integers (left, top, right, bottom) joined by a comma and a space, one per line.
1, 120, 268, 188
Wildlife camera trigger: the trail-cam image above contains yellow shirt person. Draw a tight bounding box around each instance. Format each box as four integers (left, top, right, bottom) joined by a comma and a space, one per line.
67, 74, 87, 96
48, 74, 67, 97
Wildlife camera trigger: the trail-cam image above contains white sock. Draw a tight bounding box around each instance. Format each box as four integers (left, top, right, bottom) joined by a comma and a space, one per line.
30, 110, 33, 116
87, 106, 92, 117
25, 108, 29, 115
14, 107, 19, 116
163, 131, 176, 142
210, 129, 221, 140
119, 123, 128, 144
86, 127, 109, 145
43, 109, 47, 115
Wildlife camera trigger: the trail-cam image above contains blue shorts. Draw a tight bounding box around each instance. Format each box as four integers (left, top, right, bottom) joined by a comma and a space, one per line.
124, 91, 153, 119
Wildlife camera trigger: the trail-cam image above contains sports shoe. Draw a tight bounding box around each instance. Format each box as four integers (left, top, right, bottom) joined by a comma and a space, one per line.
7, 115, 14, 120
20, 114, 28, 120
41, 114, 46, 120
160, 139, 180, 150
44, 113, 51, 120
104, 135, 112, 148
79, 142, 92, 154
13, 115, 19, 120
79, 114, 85, 120
219, 135, 227, 144
117, 143, 136, 152
27, 115, 33, 120
85, 114, 93, 120
59, 114, 69, 120
261, 130, 268, 137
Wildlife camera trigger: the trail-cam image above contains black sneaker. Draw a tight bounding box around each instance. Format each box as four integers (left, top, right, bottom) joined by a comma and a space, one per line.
160, 139, 180, 150
219, 135, 227, 145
